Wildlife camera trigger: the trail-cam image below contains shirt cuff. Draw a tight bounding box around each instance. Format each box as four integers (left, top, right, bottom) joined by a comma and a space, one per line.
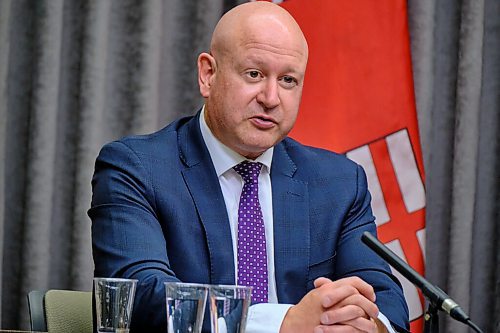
245, 304, 396, 333
245, 303, 292, 333
377, 311, 397, 333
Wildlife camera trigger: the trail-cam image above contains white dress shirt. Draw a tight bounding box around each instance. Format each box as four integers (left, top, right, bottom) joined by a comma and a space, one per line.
199, 107, 396, 333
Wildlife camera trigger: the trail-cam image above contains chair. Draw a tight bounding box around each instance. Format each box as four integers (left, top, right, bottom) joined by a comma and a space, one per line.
27, 290, 47, 331
28, 289, 93, 333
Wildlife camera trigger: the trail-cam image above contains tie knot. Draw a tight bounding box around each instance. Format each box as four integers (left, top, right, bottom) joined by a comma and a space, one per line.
233, 161, 262, 184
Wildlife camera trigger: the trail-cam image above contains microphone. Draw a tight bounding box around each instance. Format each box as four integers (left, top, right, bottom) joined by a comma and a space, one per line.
360, 231, 472, 325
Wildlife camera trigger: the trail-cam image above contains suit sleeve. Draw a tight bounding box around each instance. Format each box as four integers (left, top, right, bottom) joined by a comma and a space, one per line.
334, 164, 410, 333
88, 141, 174, 331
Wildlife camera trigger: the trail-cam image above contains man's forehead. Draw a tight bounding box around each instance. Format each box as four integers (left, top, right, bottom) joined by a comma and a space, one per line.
240, 41, 306, 59
225, 20, 308, 66
239, 15, 306, 47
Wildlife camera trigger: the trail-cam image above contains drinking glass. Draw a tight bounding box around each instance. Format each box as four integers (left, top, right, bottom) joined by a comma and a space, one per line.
165, 282, 208, 333
94, 277, 137, 333
209, 285, 251, 333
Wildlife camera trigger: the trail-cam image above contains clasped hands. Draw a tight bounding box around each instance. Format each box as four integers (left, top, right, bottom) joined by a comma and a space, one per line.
280, 277, 387, 333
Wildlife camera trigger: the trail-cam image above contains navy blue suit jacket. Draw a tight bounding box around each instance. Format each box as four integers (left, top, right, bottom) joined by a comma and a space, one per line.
89, 113, 409, 332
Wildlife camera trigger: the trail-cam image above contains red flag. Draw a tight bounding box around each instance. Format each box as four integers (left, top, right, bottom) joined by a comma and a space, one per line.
277, 0, 426, 331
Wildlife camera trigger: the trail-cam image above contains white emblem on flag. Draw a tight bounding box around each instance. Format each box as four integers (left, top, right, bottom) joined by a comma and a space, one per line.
346, 146, 390, 226
346, 128, 426, 322
386, 130, 426, 213
416, 228, 426, 262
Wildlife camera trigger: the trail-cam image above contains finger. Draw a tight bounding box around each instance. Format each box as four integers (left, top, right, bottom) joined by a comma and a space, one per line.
313, 324, 364, 333
321, 304, 374, 325
314, 277, 333, 288
340, 317, 378, 333
320, 284, 361, 308
334, 277, 376, 302
333, 294, 379, 319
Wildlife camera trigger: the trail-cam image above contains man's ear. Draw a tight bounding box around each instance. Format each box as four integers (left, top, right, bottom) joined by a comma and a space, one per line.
198, 52, 217, 98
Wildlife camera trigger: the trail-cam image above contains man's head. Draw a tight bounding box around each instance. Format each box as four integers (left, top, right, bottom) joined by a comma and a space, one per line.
198, 1, 308, 159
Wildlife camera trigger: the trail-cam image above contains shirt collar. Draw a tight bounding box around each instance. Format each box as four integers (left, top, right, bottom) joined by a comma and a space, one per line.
199, 106, 273, 177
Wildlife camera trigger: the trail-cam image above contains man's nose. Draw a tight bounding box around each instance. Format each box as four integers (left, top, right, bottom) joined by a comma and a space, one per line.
256, 79, 280, 109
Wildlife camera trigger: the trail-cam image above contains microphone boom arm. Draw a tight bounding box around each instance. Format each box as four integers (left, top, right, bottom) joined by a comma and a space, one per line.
361, 231, 483, 333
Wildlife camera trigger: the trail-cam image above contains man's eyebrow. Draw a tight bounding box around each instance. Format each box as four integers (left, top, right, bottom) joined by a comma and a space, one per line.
241, 56, 304, 73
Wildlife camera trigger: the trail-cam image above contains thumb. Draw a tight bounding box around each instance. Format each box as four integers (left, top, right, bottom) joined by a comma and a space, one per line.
313, 277, 332, 288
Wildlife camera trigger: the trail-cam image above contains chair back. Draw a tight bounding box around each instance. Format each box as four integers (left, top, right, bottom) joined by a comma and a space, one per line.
43, 289, 92, 333
27, 290, 47, 331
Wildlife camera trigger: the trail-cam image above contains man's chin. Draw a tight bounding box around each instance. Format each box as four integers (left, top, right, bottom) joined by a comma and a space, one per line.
238, 142, 279, 159
239, 149, 267, 160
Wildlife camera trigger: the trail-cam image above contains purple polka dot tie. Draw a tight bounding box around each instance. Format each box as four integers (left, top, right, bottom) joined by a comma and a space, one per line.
233, 161, 268, 303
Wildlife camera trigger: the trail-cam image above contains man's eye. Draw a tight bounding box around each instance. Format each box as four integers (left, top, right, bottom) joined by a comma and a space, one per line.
280, 75, 298, 87
248, 71, 260, 78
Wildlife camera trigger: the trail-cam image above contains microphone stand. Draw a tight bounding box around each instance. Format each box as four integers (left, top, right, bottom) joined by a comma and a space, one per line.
361, 231, 484, 333
424, 302, 439, 333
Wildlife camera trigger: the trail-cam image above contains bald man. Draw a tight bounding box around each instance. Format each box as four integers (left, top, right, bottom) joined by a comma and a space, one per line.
90, 2, 409, 333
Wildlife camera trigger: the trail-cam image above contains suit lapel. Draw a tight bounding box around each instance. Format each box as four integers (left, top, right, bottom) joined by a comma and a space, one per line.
178, 114, 235, 285
177, 117, 310, 300
271, 142, 310, 304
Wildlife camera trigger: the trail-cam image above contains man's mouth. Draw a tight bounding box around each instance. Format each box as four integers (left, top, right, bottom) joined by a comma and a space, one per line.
250, 115, 277, 129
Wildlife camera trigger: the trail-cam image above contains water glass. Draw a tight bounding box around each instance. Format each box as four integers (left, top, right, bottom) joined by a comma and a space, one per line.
209, 285, 252, 333
165, 282, 208, 333
94, 277, 137, 333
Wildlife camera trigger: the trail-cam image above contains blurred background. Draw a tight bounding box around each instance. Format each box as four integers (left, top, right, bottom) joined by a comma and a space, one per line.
0, 0, 498, 332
